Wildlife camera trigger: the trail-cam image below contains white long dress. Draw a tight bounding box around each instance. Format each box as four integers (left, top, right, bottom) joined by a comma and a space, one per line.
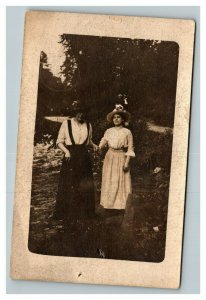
99, 127, 135, 209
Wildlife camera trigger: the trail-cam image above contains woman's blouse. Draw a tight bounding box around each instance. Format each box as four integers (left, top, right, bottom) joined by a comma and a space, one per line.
99, 127, 135, 157
56, 118, 92, 146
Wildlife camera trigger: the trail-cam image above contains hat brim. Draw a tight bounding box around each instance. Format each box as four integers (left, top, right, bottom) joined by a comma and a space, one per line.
106, 111, 131, 123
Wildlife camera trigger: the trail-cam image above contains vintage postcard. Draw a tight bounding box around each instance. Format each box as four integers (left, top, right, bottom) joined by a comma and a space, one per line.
10, 11, 195, 288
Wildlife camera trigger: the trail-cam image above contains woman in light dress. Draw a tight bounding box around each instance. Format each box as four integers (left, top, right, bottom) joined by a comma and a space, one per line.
99, 104, 135, 211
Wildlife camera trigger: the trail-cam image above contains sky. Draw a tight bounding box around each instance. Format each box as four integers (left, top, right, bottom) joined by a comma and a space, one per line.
42, 34, 66, 81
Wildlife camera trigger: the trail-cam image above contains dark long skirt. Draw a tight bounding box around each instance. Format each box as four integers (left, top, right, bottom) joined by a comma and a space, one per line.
53, 145, 95, 221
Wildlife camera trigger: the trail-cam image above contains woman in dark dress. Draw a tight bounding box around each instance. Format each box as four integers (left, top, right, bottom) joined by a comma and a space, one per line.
53, 101, 98, 223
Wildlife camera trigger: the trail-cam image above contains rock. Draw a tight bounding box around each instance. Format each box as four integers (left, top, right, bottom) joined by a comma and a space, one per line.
153, 226, 159, 232
153, 167, 162, 174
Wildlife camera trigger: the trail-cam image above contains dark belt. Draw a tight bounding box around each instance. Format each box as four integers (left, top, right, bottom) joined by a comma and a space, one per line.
109, 147, 128, 152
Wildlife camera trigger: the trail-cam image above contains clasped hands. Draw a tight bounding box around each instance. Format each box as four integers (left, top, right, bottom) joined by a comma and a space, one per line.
92, 144, 99, 152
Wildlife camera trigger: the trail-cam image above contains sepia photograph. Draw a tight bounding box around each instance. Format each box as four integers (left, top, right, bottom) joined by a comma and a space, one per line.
28, 33, 179, 262
10, 11, 195, 288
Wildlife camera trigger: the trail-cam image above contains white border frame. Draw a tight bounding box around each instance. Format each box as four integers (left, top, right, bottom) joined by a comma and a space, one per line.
9, 10, 195, 289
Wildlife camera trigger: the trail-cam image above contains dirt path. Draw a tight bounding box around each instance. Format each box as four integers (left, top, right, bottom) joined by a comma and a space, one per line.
147, 121, 173, 134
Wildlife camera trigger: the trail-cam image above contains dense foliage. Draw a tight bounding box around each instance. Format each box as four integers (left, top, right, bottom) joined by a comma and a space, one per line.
35, 35, 179, 137
35, 35, 178, 171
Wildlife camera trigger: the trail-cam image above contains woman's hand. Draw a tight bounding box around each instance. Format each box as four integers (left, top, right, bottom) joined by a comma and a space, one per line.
93, 144, 99, 152
65, 150, 71, 160
123, 155, 131, 172
58, 143, 71, 161
123, 163, 130, 172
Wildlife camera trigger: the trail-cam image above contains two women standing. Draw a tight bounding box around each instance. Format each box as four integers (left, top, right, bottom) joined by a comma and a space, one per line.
54, 101, 135, 221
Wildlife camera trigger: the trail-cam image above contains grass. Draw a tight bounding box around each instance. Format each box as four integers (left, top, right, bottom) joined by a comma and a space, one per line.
28, 130, 171, 262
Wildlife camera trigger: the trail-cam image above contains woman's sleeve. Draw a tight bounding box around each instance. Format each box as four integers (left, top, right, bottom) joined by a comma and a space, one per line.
125, 131, 135, 157
99, 129, 108, 149
56, 121, 66, 146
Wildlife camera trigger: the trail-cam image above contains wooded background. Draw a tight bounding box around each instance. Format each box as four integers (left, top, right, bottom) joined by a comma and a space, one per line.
29, 35, 179, 261
35, 35, 178, 139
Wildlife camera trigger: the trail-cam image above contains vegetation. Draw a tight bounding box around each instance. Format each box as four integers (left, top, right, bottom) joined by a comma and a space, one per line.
29, 35, 178, 261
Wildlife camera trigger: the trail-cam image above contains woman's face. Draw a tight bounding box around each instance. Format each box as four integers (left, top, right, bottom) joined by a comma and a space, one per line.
113, 114, 123, 126
75, 111, 86, 123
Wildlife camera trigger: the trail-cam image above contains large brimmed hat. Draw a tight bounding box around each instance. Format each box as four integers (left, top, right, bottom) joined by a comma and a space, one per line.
106, 104, 131, 123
